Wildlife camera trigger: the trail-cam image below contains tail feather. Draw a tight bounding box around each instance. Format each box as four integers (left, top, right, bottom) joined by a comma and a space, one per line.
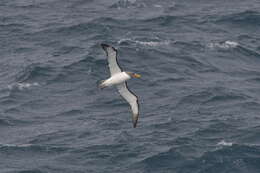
99, 80, 106, 89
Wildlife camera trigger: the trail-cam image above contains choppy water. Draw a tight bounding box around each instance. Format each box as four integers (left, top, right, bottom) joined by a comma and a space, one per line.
1, 0, 260, 172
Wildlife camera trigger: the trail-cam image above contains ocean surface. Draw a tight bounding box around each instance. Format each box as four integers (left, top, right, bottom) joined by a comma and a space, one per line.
0, 0, 260, 172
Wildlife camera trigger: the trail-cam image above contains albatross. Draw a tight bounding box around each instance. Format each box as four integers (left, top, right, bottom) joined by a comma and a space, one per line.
99, 43, 141, 128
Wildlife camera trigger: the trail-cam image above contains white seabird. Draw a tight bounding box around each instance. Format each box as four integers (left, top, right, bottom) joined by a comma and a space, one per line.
100, 43, 141, 128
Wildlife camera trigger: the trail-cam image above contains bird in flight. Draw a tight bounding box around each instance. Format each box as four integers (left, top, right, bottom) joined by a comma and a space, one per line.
99, 44, 141, 128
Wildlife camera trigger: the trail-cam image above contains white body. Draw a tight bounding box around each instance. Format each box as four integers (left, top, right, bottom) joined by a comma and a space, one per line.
102, 72, 130, 87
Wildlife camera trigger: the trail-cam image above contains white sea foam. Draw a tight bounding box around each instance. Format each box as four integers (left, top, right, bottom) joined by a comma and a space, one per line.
117, 38, 131, 44
114, 0, 145, 9
8, 82, 40, 91
217, 140, 233, 146
118, 38, 171, 47
225, 41, 239, 47
135, 40, 171, 46
0, 143, 33, 148
153, 4, 162, 8
208, 41, 239, 49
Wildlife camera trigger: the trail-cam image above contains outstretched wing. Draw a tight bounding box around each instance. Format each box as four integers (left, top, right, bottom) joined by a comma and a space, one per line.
101, 44, 122, 76
116, 82, 139, 128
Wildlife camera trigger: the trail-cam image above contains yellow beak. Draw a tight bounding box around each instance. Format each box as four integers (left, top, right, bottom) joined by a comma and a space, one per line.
133, 73, 141, 78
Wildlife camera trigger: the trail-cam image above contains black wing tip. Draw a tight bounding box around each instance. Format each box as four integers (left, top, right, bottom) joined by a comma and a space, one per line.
100, 43, 117, 52
101, 43, 109, 49
132, 114, 139, 128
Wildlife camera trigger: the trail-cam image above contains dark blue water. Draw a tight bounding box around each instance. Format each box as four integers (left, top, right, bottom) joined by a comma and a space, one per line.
1, 0, 260, 172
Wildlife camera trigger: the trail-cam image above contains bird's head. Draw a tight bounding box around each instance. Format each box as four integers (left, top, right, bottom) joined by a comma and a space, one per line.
126, 72, 141, 78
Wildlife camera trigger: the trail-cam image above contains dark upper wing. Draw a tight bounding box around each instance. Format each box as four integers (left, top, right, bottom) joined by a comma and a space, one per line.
101, 44, 122, 75
116, 82, 139, 128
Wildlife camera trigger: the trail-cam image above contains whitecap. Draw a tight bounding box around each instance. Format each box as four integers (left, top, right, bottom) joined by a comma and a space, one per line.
208, 41, 239, 49
113, 0, 145, 9
217, 140, 233, 146
8, 82, 40, 91
135, 40, 171, 46
0, 143, 33, 148
153, 4, 162, 8
225, 41, 239, 47
117, 38, 132, 44
118, 38, 171, 47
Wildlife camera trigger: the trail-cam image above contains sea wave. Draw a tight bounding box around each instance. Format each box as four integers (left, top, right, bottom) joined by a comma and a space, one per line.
111, 0, 145, 9
0, 116, 29, 126
118, 38, 171, 47
1, 0, 260, 173
0, 143, 69, 153
130, 144, 260, 173
110, 0, 176, 9
8, 82, 40, 91
217, 140, 233, 146
15, 63, 58, 83
207, 41, 239, 49
216, 10, 260, 26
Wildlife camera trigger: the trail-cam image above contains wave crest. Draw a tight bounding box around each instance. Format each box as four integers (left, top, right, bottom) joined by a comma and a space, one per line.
118, 38, 171, 47
207, 41, 239, 49
8, 82, 40, 91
